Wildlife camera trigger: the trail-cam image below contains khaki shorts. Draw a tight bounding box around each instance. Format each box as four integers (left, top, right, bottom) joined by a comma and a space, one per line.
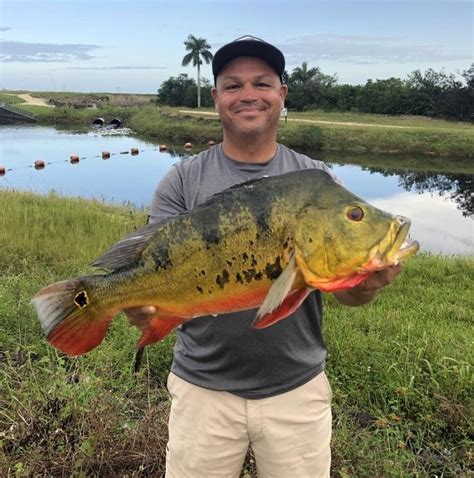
165, 371, 332, 478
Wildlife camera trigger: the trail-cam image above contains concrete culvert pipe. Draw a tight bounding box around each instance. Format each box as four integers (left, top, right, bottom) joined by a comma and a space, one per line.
92, 117, 105, 126
109, 118, 122, 128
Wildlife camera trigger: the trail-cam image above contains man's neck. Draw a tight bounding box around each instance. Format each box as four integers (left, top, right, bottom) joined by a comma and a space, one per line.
221, 134, 278, 164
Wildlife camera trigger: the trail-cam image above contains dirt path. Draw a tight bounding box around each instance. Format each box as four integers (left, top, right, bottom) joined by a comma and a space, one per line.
6, 93, 55, 108
177, 109, 415, 129
18, 93, 54, 107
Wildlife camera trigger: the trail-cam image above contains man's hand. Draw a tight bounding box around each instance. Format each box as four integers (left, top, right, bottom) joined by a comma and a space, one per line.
124, 306, 157, 330
333, 264, 402, 307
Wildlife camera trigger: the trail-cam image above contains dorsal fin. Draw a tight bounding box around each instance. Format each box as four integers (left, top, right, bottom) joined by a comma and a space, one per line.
92, 222, 165, 270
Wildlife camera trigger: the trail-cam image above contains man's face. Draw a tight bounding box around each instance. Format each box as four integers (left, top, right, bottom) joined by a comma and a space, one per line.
211, 57, 288, 137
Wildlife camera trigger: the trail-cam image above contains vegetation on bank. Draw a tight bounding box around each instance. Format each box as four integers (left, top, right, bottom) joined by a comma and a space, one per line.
1, 190, 473, 477
0, 93, 27, 105
13, 97, 474, 159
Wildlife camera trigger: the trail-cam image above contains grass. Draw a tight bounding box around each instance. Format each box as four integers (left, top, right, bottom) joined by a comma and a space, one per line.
287, 109, 474, 130
169, 107, 474, 158
0, 93, 27, 105
0, 189, 472, 477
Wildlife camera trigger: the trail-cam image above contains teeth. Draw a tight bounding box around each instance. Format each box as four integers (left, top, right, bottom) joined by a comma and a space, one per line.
399, 234, 413, 251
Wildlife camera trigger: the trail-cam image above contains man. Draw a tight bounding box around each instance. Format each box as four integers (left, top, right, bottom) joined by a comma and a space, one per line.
129, 36, 401, 477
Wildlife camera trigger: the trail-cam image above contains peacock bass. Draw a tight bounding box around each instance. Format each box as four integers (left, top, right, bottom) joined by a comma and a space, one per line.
32, 169, 419, 356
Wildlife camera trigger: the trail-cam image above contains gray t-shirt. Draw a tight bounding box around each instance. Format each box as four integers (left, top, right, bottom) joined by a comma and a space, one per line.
150, 143, 338, 399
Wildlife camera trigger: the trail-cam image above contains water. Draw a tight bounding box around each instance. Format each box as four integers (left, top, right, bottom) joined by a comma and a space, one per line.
1, 125, 473, 255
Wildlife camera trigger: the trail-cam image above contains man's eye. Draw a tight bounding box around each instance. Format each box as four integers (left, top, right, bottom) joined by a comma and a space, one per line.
256, 82, 271, 88
225, 84, 240, 91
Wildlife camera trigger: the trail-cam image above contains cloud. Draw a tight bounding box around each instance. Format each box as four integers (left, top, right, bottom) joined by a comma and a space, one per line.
278, 35, 471, 66
0, 27, 12, 32
0, 40, 102, 62
67, 66, 167, 70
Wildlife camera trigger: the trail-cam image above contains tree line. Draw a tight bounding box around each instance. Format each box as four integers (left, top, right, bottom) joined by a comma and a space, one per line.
157, 35, 472, 120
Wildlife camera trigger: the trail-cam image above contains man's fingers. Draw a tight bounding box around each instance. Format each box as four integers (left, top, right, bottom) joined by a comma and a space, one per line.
371, 264, 403, 289
124, 305, 157, 328
138, 305, 157, 315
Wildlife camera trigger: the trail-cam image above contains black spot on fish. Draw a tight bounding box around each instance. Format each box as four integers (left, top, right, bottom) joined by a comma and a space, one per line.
251, 255, 258, 267
249, 240, 254, 246
309, 238, 313, 243
201, 270, 206, 276
236, 272, 244, 284
257, 216, 270, 232
226, 260, 233, 267
243, 268, 257, 283
196, 286, 204, 294
265, 256, 282, 280
242, 252, 249, 263
256, 233, 261, 240
216, 269, 230, 289
191, 208, 221, 246
151, 245, 172, 271
255, 271, 263, 281
283, 236, 293, 249
245, 192, 274, 233
74, 291, 89, 308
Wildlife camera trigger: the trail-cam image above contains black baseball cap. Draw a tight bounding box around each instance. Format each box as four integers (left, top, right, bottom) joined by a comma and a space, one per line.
212, 35, 285, 83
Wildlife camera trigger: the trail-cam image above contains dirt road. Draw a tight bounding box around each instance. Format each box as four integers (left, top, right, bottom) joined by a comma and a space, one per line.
177, 109, 415, 129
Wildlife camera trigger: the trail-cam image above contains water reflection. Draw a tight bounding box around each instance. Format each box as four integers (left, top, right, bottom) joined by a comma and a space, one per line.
371, 192, 473, 256
365, 167, 473, 218
1, 126, 473, 255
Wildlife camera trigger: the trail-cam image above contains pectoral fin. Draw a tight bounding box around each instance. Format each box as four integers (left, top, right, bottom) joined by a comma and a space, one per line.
252, 255, 312, 329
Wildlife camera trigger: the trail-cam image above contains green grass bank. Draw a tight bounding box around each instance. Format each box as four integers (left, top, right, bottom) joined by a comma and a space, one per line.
0, 190, 472, 477
13, 91, 474, 159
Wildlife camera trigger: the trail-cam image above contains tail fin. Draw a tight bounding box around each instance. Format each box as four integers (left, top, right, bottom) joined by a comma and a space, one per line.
31, 278, 114, 356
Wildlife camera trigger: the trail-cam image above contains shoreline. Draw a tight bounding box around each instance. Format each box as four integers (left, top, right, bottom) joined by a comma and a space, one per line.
7, 99, 474, 159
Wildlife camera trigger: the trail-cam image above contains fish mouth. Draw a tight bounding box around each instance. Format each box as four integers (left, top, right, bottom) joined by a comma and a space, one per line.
364, 216, 419, 272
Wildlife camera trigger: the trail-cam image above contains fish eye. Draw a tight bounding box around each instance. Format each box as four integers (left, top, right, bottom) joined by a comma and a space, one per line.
346, 206, 364, 222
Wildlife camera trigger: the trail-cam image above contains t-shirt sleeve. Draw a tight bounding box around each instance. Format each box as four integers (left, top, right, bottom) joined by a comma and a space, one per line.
149, 164, 187, 224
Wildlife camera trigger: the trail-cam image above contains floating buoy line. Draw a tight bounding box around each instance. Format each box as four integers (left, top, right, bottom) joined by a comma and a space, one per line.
0, 141, 217, 177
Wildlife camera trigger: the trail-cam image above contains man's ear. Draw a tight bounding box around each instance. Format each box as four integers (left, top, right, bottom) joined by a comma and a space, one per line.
211, 87, 218, 110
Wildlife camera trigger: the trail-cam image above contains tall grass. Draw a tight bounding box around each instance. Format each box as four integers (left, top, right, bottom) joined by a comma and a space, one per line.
1, 190, 472, 476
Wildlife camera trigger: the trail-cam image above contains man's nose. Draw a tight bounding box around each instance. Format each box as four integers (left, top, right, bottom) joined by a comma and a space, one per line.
240, 83, 258, 101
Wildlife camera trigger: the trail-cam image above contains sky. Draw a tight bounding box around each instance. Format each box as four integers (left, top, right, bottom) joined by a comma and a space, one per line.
0, 0, 472, 93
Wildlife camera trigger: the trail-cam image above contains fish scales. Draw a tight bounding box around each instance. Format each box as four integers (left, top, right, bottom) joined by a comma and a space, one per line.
87, 183, 293, 315
32, 169, 419, 356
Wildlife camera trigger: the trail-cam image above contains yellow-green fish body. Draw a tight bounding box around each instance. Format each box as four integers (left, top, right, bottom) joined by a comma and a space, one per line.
32, 169, 419, 356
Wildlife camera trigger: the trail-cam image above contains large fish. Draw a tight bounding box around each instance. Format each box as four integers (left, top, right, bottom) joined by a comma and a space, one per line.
32, 169, 419, 356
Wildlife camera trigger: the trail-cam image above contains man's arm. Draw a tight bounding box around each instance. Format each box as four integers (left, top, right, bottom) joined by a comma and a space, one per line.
333, 264, 402, 307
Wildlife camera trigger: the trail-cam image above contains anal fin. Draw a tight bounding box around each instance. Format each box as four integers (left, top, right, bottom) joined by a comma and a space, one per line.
138, 315, 188, 348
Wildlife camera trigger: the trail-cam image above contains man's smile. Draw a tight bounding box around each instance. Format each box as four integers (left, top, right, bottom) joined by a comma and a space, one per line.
234, 105, 265, 114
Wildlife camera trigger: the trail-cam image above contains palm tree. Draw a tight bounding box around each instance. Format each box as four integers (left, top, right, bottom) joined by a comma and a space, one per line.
182, 35, 213, 108
291, 62, 320, 85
